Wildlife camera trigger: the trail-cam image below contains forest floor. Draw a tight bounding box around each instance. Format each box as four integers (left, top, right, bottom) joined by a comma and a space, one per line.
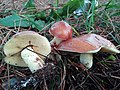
0, 0, 120, 90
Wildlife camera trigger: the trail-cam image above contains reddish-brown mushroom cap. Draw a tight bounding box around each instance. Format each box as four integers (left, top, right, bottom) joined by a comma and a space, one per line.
57, 34, 120, 54
57, 36, 101, 53
49, 21, 73, 40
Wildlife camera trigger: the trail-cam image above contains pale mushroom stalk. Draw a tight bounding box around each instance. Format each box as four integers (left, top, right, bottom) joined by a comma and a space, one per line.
4, 31, 51, 73
80, 53, 93, 69
21, 47, 45, 73
55, 33, 120, 70
50, 37, 63, 45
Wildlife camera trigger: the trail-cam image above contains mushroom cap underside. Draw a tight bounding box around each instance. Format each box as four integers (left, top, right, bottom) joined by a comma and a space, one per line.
5, 52, 28, 67
4, 31, 51, 67
57, 34, 120, 54
4, 31, 51, 57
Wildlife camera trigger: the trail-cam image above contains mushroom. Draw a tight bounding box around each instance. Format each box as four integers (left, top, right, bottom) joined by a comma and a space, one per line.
49, 21, 73, 46
4, 31, 51, 73
57, 34, 120, 69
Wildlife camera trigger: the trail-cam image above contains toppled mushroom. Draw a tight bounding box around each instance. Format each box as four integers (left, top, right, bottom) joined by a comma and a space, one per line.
57, 34, 120, 69
49, 21, 73, 46
4, 31, 51, 73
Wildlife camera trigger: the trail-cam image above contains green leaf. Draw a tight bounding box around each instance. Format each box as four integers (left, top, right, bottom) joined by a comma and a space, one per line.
45, 0, 83, 20
32, 20, 45, 30
46, 9, 61, 22
62, 0, 83, 15
35, 11, 47, 19
106, 55, 116, 61
24, 0, 35, 9
0, 14, 32, 27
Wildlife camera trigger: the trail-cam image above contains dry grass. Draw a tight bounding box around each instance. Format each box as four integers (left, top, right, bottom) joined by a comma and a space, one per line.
0, 0, 120, 90
0, 0, 68, 12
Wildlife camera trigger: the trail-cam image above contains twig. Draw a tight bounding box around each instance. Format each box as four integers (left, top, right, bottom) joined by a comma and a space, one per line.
58, 55, 66, 90
105, 12, 116, 32
12, 0, 15, 10
14, 70, 26, 77
7, 64, 10, 90
0, 75, 14, 79
113, 83, 120, 90
0, 26, 16, 46
42, 70, 48, 90
110, 75, 120, 80
89, 73, 106, 90
41, 21, 55, 31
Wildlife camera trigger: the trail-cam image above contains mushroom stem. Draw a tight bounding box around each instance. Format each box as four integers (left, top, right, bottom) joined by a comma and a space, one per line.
79, 53, 93, 69
21, 47, 45, 73
50, 37, 63, 46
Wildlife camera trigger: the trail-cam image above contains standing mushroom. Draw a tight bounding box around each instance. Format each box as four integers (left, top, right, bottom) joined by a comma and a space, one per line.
4, 31, 51, 73
57, 34, 120, 69
49, 21, 73, 46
